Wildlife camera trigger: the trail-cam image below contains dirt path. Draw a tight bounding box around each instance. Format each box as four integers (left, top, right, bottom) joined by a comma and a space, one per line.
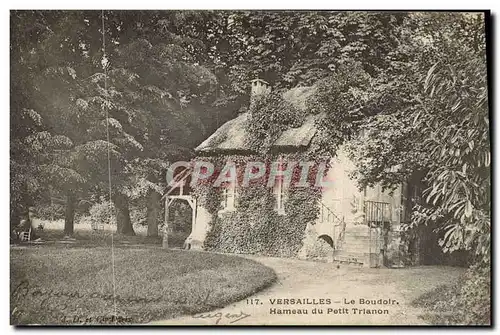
151, 255, 464, 326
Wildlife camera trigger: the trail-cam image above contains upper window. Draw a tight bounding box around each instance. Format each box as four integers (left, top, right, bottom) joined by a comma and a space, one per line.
411, 185, 423, 204
400, 182, 409, 223
273, 178, 287, 215
221, 183, 237, 211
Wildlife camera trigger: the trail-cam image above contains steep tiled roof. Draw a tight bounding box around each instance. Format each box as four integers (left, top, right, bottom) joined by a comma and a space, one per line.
195, 86, 320, 154
195, 113, 249, 153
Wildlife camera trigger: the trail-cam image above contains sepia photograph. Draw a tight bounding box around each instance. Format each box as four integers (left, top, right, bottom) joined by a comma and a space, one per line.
9, 9, 491, 326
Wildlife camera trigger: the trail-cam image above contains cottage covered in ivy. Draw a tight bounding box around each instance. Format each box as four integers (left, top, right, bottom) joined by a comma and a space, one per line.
166, 79, 423, 268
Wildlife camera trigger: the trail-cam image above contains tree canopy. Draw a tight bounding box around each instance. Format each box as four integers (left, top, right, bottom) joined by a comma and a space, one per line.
10, 11, 489, 262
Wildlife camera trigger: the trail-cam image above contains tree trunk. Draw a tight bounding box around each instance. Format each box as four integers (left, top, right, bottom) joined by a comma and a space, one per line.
146, 189, 161, 237
64, 192, 76, 236
113, 193, 135, 236
11, 184, 29, 231
10, 206, 20, 232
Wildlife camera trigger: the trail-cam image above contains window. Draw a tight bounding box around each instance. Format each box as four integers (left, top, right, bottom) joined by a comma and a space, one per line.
273, 178, 287, 215
221, 183, 237, 211
400, 182, 409, 223
401, 182, 423, 223
411, 185, 423, 204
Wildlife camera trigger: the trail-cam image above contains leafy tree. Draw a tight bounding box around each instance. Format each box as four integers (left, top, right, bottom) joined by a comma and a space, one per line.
11, 11, 489, 260
342, 13, 489, 262
11, 10, 222, 236
93, 12, 219, 235
11, 11, 122, 235
10, 11, 84, 232
210, 12, 406, 90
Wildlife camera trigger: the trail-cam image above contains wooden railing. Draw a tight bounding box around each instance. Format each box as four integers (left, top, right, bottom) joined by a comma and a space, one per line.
318, 201, 345, 250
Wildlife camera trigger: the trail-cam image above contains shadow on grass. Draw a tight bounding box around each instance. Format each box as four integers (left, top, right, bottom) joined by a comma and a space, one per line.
11, 246, 277, 325
11, 227, 190, 249
411, 280, 464, 325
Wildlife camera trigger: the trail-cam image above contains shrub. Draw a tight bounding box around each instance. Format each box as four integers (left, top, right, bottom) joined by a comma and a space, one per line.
456, 263, 491, 325
130, 206, 147, 226
79, 201, 116, 226
79, 200, 169, 230
169, 201, 192, 233
412, 261, 491, 325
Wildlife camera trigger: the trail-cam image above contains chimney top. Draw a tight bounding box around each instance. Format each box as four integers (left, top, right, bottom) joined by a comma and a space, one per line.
250, 78, 271, 97
251, 78, 268, 85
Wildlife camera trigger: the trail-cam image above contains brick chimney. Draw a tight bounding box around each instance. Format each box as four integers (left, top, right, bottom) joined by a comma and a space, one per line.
250, 78, 271, 109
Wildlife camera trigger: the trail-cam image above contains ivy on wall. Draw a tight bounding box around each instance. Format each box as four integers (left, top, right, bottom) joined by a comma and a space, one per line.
203, 181, 322, 257
193, 154, 323, 257
193, 90, 336, 257
300, 225, 335, 260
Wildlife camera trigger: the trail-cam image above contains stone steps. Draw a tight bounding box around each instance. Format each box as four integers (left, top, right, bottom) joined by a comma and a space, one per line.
343, 236, 372, 243
346, 223, 369, 230
342, 239, 375, 248
342, 230, 376, 237
333, 252, 366, 266
341, 245, 378, 251
335, 223, 379, 266
333, 250, 383, 267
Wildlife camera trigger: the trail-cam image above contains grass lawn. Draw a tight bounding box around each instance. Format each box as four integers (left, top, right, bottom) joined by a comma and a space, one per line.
411, 283, 463, 325
410, 270, 490, 326
11, 246, 277, 325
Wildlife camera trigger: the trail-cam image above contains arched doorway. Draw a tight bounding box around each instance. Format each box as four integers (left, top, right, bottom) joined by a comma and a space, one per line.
318, 234, 334, 248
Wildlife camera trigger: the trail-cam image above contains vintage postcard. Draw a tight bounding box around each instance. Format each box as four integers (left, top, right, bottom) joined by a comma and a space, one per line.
10, 10, 491, 326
